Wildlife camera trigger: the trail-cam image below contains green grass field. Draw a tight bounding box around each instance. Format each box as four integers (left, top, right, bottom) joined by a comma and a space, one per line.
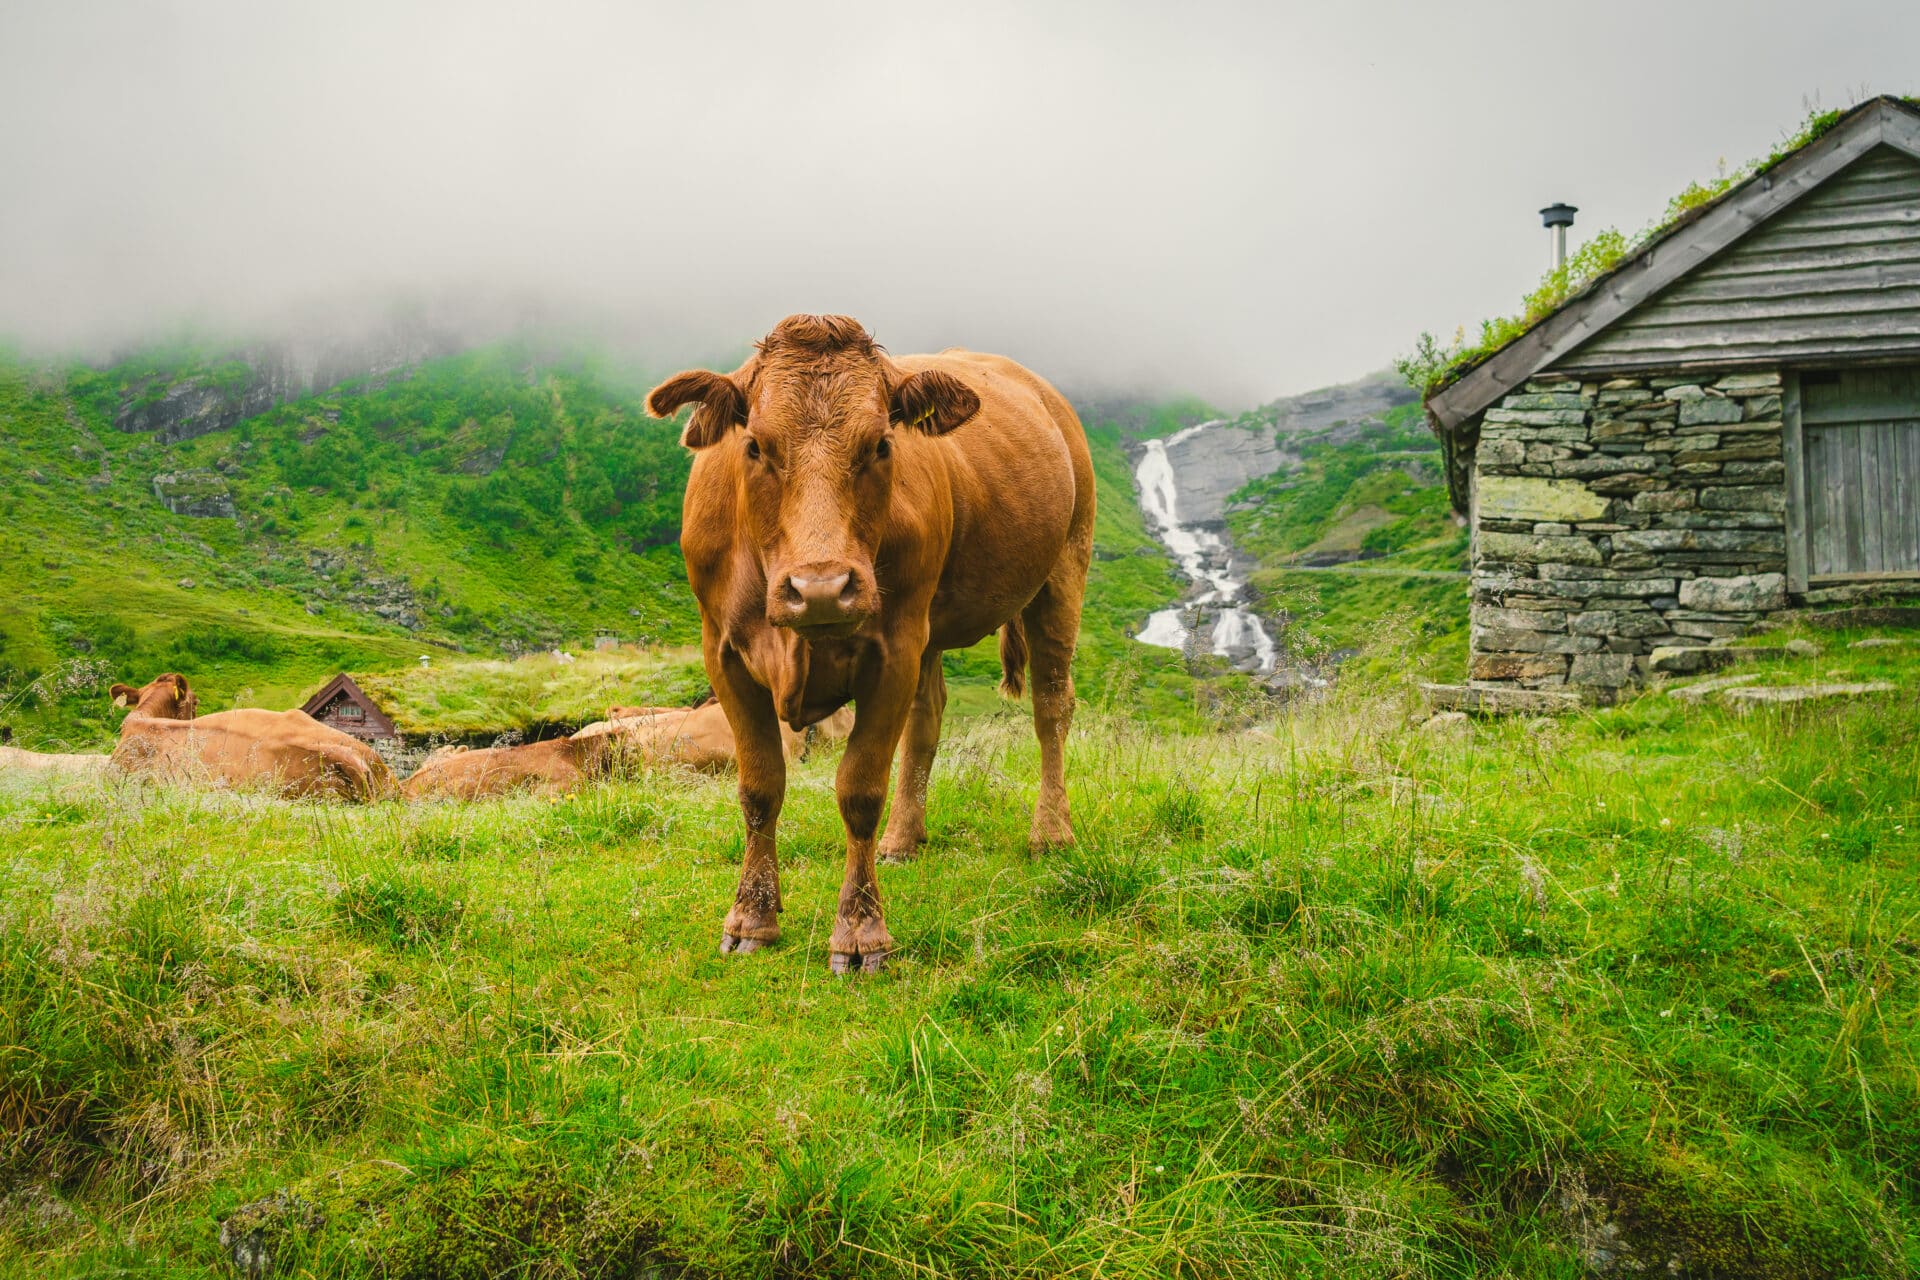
4, 633, 1915, 1278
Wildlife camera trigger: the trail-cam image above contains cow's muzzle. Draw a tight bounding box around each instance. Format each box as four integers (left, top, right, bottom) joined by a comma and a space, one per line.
768, 562, 876, 632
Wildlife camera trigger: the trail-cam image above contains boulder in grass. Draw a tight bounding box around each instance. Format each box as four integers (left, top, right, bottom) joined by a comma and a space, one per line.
1719, 682, 1896, 707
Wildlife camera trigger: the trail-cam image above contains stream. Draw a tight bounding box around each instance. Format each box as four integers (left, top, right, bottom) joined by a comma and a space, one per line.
1133, 422, 1278, 675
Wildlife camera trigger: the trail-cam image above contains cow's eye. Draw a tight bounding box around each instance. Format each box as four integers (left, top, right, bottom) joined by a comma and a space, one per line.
745, 437, 762, 461
873, 437, 891, 460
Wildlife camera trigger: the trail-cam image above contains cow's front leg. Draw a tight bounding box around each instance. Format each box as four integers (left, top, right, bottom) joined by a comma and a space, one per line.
830, 655, 920, 974
715, 652, 789, 955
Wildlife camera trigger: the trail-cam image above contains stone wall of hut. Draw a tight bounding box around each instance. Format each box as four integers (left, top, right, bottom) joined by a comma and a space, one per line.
1468, 370, 1790, 699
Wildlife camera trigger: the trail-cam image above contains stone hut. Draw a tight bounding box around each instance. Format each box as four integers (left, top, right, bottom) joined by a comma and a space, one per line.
1426, 96, 1920, 705
299, 673, 398, 742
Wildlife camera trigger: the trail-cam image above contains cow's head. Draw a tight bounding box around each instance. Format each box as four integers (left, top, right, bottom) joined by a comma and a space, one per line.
649, 314, 979, 636
109, 673, 198, 720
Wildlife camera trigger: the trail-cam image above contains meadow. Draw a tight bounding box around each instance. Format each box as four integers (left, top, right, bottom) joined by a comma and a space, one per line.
2, 634, 1915, 1278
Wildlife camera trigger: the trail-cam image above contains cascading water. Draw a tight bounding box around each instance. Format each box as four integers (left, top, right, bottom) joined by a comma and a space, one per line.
1133, 422, 1277, 674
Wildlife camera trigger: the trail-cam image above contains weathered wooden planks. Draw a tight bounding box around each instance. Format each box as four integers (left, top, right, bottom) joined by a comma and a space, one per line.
1559, 147, 1920, 373
1800, 367, 1920, 579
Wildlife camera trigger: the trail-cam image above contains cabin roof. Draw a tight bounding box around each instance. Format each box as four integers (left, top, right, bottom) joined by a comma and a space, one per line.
299, 672, 398, 738
1426, 95, 1920, 434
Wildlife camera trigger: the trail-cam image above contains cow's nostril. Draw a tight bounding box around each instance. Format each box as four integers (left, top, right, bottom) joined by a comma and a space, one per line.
838, 578, 859, 605
779, 578, 805, 607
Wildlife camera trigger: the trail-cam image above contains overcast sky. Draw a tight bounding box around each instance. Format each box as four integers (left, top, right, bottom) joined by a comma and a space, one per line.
2, 1, 1916, 405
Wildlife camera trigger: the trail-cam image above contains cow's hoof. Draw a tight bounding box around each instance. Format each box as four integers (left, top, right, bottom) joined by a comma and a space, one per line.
877, 840, 922, 865
829, 949, 889, 975
721, 934, 770, 955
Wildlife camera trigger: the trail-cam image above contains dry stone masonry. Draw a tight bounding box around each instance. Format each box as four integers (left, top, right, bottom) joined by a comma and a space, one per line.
1469, 371, 1790, 699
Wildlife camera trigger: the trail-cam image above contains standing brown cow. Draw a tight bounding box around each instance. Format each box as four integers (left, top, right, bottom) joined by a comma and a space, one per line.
649, 315, 1094, 973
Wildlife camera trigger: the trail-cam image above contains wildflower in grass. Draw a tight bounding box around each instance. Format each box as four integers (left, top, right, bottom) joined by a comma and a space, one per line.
1659, 817, 1671, 827
1154, 1165, 1165, 1174
1519, 856, 1548, 915
1660, 1008, 1672, 1018
1595, 800, 1606, 810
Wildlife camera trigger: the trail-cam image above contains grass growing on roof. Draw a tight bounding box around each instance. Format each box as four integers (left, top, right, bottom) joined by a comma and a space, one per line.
2, 638, 1915, 1277
1398, 100, 1885, 400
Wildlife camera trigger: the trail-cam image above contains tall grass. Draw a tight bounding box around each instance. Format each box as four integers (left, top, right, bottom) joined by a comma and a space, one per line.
1, 643, 1915, 1277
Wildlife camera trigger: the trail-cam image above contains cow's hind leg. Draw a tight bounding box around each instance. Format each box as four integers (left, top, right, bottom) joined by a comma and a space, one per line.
1023, 576, 1083, 850
877, 651, 945, 863
714, 648, 789, 955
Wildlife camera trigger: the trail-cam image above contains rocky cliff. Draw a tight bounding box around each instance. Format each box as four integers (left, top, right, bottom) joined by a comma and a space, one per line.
1146, 370, 1417, 531
107, 324, 456, 444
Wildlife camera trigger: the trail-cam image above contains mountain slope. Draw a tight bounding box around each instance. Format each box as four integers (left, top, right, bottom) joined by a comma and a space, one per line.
2, 345, 701, 746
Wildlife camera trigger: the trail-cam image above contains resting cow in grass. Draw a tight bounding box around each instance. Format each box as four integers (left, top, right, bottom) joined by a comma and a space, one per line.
649, 314, 1094, 973
402, 734, 609, 801
109, 673, 395, 801
0, 745, 110, 777
576, 699, 854, 771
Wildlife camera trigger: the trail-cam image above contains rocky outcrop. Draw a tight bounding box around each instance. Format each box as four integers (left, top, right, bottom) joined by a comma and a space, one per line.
110, 325, 456, 444
1153, 370, 1418, 529
115, 354, 304, 443
299, 548, 428, 630
152, 470, 237, 518
1265, 371, 1418, 442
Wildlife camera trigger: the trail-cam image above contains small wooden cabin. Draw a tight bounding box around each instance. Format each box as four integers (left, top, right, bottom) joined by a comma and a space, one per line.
300, 673, 398, 742
1425, 96, 1920, 703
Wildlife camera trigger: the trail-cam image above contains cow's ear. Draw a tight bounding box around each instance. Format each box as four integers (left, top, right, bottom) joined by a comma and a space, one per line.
890, 370, 979, 436
169, 673, 192, 696
648, 370, 748, 449
110, 683, 136, 708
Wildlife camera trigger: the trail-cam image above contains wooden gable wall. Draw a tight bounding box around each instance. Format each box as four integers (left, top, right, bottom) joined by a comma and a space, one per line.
1553, 146, 1920, 374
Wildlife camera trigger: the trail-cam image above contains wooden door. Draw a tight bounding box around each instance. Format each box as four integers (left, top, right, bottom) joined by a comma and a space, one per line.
1791, 368, 1920, 584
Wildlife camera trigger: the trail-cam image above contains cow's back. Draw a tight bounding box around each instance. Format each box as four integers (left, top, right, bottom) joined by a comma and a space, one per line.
114, 708, 393, 800
893, 350, 1093, 651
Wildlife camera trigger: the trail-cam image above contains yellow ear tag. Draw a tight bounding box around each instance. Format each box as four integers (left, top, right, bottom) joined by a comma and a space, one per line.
911, 404, 936, 428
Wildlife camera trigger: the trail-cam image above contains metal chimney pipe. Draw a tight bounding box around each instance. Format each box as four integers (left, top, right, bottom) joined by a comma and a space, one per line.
1540, 202, 1578, 271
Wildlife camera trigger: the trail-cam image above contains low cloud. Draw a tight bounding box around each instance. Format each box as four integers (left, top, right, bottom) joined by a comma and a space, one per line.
2, 1, 1913, 404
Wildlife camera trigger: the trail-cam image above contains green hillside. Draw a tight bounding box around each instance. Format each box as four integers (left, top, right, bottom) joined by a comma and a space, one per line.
2, 346, 1227, 746
1, 346, 708, 748
1227, 401, 1471, 678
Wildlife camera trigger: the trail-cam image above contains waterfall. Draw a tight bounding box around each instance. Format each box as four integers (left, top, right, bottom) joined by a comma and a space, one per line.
1133, 423, 1277, 674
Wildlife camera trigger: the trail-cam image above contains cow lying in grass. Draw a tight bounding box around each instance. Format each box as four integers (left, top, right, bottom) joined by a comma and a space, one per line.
401, 734, 610, 801
109, 673, 396, 801
577, 699, 855, 772
404, 701, 856, 800
0, 745, 110, 776
650, 314, 1094, 972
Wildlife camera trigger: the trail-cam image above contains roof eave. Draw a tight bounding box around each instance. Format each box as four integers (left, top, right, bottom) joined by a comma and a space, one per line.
1425, 96, 1920, 432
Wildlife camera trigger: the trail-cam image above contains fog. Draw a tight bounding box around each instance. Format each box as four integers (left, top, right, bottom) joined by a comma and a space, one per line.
3, 1, 1916, 405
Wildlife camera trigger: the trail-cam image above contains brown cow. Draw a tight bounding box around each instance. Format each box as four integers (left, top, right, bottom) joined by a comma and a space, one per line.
109, 673, 395, 801
0, 745, 110, 777
576, 701, 854, 773
649, 315, 1093, 973
402, 734, 609, 801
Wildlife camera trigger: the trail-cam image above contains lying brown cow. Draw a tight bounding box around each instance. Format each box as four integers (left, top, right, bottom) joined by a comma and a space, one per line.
405, 702, 854, 800
402, 734, 608, 801
0, 745, 110, 776
649, 314, 1094, 972
579, 700, 855, 773
109, 673, 395, 801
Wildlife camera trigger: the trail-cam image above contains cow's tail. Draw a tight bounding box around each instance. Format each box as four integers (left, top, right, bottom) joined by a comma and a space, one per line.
998, 619, 1028, 700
